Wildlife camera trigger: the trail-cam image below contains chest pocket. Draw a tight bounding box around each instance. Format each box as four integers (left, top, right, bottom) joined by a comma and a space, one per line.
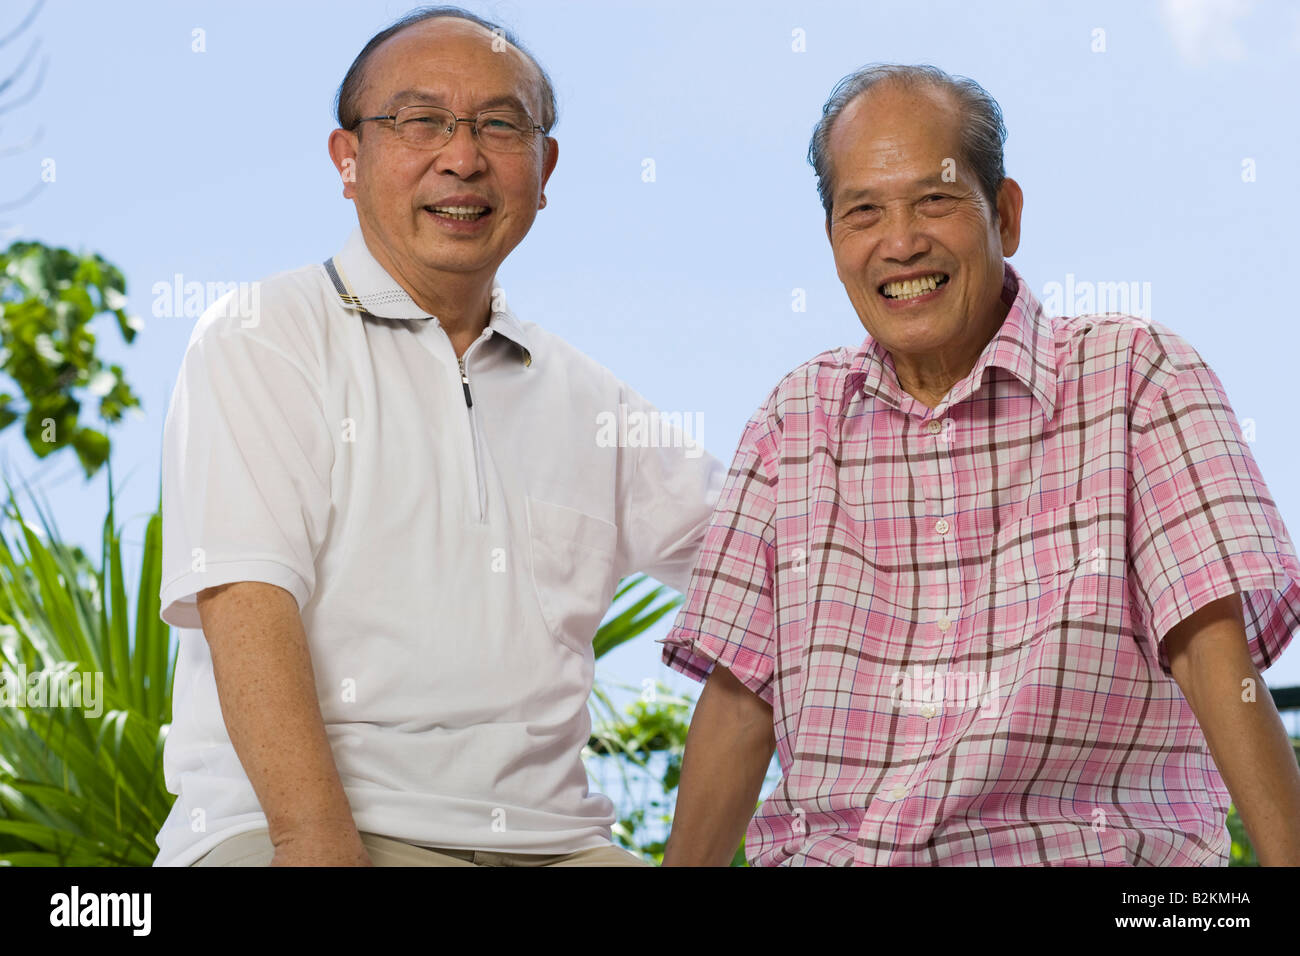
527, 496, 619, 656
990, 496, 1102, 635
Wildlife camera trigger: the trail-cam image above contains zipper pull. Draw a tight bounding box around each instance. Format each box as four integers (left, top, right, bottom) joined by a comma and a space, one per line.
458, 357, 473, 408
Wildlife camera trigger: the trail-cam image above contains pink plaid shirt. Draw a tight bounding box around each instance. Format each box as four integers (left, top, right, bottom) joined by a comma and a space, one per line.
661, 261, 1300, 866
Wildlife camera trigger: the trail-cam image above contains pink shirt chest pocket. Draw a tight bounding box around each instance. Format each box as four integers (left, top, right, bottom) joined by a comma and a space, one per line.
989, 497, 1104, 639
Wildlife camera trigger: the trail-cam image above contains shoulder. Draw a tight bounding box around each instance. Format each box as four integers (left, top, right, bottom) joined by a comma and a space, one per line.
518, 320, 643, 408
1055, 312, 1224, 428
1056, 312, 1209, 386
182, 262, 332, 384
759, 345, 860, 428
520, 320, 617, 379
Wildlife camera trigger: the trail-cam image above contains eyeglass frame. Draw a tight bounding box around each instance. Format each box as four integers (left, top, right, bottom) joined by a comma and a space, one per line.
349, 104, 547, 150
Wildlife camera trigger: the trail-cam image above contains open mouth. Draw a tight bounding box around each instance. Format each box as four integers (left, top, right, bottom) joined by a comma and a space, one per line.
424, 204, 491, 222
879, 273, 949, 300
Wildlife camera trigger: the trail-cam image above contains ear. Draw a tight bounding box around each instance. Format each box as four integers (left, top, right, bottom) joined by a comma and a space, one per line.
538, 136, 559, 209
995, 176, 1024, 258
328, 128, 360, 200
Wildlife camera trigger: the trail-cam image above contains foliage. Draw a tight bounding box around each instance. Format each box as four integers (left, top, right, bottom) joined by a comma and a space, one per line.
0, 469, 171, 865
583, 575, 713, 863
0, 241, 142, 477
583, 574, 760, 867
586, 679, 754, 867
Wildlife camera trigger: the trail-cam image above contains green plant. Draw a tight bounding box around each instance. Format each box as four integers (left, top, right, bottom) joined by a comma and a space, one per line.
0, 468, 171, 864
0, 241, 143, 477
582, 572, 759, 866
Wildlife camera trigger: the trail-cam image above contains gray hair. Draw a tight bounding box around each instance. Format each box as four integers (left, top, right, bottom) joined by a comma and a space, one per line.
807, 63, 1006, 220
335, 5, 558, 134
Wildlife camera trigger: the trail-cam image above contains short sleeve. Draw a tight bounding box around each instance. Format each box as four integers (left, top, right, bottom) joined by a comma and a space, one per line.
658, 406, 779, 705
1127, 361, 1300, 674
159, 318, 334, 629
614, 382, 726, 593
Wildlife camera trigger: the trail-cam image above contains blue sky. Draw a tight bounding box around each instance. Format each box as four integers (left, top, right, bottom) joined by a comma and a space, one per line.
7, 0, 1300, 715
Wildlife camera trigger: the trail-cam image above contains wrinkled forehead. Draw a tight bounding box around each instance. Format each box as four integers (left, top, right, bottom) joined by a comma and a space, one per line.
828, 84, 967, 187
837, 84, 961, 155
363, 18, 544, 116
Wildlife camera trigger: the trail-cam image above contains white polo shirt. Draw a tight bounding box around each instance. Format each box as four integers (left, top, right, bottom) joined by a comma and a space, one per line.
153, 227, 724, 866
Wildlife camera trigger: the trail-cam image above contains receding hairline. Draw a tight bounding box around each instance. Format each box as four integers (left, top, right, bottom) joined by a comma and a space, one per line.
822, 79, 968, 211
827, 78, 963, 155
348, 16, 549, 125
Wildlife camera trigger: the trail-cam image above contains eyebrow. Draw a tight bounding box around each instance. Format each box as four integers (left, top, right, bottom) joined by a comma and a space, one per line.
837, 175, 957, 205
380, 89, 532, 114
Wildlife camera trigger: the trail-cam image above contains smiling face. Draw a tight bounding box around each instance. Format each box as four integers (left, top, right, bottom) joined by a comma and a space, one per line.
825, 82, 1022, 398
328, 17, 558, 298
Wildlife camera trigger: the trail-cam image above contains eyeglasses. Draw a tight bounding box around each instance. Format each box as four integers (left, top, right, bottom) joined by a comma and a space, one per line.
350, 105, 545, 153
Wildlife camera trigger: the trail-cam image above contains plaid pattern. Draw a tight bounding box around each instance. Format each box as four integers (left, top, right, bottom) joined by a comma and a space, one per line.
661, 261, 1300, 866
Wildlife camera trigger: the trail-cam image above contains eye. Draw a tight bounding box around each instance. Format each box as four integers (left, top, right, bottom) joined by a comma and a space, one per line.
398, 111, 446, 129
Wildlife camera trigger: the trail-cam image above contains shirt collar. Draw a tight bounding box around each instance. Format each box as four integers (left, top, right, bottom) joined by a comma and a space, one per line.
324, 226, 533, 366
849, 260, 1057, 422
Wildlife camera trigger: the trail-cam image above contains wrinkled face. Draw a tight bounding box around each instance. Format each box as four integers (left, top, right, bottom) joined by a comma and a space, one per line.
825, 83, 1019, 365
334, 18, 557, 284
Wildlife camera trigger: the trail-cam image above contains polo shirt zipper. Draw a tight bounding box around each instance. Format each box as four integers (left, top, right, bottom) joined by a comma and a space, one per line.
323, 253, 490, 523
458, 354, 487, 523
458, 356, 473, 408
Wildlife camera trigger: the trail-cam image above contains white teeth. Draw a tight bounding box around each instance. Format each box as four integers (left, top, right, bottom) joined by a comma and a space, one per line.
430, 205, 488, 220
882, 273, 946, 299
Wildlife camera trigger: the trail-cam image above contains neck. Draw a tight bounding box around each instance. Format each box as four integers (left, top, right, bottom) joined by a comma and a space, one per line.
360, 225, 496, 359
891, 297, 1009, 411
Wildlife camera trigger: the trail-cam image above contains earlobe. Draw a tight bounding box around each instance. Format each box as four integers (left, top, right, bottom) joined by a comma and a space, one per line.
340, 158, 358, 200
327, 127, 360, 200
539, 195, 547, 209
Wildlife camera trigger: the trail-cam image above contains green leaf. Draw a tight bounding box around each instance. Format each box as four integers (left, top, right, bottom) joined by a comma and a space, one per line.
71, 428, 110, 477
0, 241, 143, 480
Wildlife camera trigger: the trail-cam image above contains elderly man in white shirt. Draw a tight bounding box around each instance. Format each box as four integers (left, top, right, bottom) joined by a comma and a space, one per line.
153, 7, 722, 867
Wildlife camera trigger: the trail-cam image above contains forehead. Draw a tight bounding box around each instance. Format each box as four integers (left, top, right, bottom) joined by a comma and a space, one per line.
363, 18, 542, 112
827, 83, 966, 191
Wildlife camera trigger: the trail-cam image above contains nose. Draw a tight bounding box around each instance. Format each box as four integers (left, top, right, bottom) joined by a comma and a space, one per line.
877, 204, 930, 263
433, 118, 488, 177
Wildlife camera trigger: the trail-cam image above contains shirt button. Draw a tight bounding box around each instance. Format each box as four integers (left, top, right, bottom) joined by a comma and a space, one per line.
919, 703, 937, 718
925, 419, 943, 435
935, 518, 950, 535
887, 785, 909, 800
937, 615, 952, 631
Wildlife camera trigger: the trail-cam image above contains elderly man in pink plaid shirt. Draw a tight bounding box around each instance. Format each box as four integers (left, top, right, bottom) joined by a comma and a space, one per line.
659, 64, 1300, 866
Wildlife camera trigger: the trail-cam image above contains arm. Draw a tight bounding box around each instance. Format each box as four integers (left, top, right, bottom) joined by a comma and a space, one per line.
1165, 592, 1300, 866
613, 382, 725, 593
197, 580, 371, 867
662, 664, 776, 866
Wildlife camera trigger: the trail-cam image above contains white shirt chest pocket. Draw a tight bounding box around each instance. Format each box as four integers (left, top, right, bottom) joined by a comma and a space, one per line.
526, 496, 619, 655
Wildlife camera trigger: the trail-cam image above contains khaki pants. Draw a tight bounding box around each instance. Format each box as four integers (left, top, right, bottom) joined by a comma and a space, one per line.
190, 828, 651, 867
